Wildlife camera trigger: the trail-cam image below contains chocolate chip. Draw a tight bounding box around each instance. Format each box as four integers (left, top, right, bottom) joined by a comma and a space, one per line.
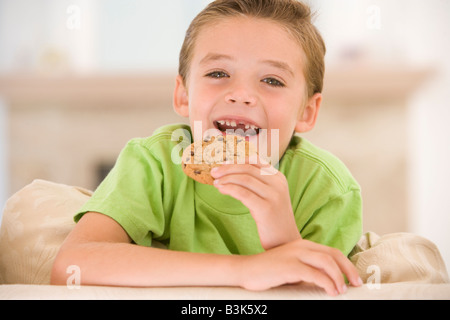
194, 170, 201, 175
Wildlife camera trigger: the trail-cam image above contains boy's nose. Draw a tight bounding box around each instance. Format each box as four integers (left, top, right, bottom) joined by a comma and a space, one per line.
225, 84, 257, 106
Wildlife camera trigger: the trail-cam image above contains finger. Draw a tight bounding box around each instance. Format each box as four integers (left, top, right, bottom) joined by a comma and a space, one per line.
214, 177, 267, 211
297, 249, 347, 295
211, 163, 262, 180
298, 240, 363, 287
292, 263, 340, 297
212, 162, 281, 185
214, 172, 269, 199
214, 178, 285, 224
316, 245, 362, 287
248, 155, 279, 176
331, 252, 362, 287
247, 154, 271, 168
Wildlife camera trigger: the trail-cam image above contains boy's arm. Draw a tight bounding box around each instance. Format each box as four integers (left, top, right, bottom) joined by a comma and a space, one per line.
51, 212, 362, 296
51, 212, 240, 288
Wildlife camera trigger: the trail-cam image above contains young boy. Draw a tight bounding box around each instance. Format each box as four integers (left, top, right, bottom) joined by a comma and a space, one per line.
51, 0, 363, 296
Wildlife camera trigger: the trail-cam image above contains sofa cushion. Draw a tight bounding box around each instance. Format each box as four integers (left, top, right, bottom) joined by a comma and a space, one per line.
0, 179, 92, 284
349, 231, 449, 284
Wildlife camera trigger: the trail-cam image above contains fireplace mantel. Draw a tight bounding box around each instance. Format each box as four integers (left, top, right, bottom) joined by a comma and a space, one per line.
0, 67, 432, 106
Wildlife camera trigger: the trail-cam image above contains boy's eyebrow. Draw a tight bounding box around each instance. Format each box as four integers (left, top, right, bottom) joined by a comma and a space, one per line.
261, 59, 295, 78
199, 53, 234, 65
199, 53, 295, 78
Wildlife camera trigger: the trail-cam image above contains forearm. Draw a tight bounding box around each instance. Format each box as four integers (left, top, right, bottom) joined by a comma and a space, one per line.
51, 241, 242, 288
51, 213, 362, 295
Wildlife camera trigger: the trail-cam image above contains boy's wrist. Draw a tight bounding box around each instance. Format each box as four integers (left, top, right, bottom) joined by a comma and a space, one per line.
232, 254, 253, 290
256, 215, 302, 250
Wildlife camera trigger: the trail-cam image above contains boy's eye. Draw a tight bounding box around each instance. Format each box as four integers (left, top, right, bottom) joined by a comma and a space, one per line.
205, 71, 229, 79
262, 77, 285, 87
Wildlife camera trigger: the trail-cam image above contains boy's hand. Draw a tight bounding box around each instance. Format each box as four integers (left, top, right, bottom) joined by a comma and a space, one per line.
238, 238, 363, 296
211, 156, 300, 249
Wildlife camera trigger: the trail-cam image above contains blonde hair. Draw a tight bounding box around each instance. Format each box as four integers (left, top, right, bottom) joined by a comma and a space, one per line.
178, 0, 326, 98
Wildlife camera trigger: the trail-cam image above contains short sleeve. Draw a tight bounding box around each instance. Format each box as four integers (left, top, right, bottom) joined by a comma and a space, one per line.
300, 189, 363, 256
75, 139, 166, 247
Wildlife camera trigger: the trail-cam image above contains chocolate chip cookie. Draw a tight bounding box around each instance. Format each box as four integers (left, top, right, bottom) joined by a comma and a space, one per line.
181, 134, 257, 185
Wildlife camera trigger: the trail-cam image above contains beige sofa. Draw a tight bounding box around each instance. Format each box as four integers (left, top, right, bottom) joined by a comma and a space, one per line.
1, 179, 449, 300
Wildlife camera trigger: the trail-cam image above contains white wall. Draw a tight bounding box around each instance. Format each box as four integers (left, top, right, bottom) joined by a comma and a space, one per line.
0, 0, 98, 73
404, 2, 450, 271
0, 0, 212, 74
409, 72, 450, 273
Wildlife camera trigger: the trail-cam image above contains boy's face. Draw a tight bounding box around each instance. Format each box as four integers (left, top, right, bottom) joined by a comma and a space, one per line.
174, 17, 321, 163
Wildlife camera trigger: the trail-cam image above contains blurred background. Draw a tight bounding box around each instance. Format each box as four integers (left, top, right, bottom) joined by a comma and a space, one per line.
0, 0, 449, 270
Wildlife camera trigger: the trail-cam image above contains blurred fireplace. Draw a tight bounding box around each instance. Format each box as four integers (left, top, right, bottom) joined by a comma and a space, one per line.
0, 74, 186, 193
95, 161, 115, 188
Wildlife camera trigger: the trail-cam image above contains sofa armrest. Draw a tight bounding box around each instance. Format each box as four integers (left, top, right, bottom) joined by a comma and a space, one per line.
0, 179, 92, 284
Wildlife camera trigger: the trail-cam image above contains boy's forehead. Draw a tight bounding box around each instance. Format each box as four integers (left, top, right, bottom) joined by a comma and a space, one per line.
191, 17, 305, 71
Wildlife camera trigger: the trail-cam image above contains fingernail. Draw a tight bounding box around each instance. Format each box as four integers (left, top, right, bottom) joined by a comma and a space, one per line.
259, 156, 270, 165
342, 284, 348, 294
248, 154, 259, 164
210, 167, 219, 176
357, 277, 363, 286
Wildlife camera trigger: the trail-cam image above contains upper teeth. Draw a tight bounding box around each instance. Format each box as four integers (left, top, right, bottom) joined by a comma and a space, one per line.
217, 120, 259, 130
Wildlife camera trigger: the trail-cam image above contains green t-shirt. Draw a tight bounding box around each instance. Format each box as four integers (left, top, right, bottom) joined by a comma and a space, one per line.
75, 123, 362, 256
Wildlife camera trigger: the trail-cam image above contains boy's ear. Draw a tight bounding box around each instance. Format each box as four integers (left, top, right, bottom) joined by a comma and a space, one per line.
173, 75, 189, 118
295, 93, 322, 133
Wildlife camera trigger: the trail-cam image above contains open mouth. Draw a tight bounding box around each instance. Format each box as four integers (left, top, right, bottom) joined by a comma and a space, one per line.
213, 119, 261, 136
